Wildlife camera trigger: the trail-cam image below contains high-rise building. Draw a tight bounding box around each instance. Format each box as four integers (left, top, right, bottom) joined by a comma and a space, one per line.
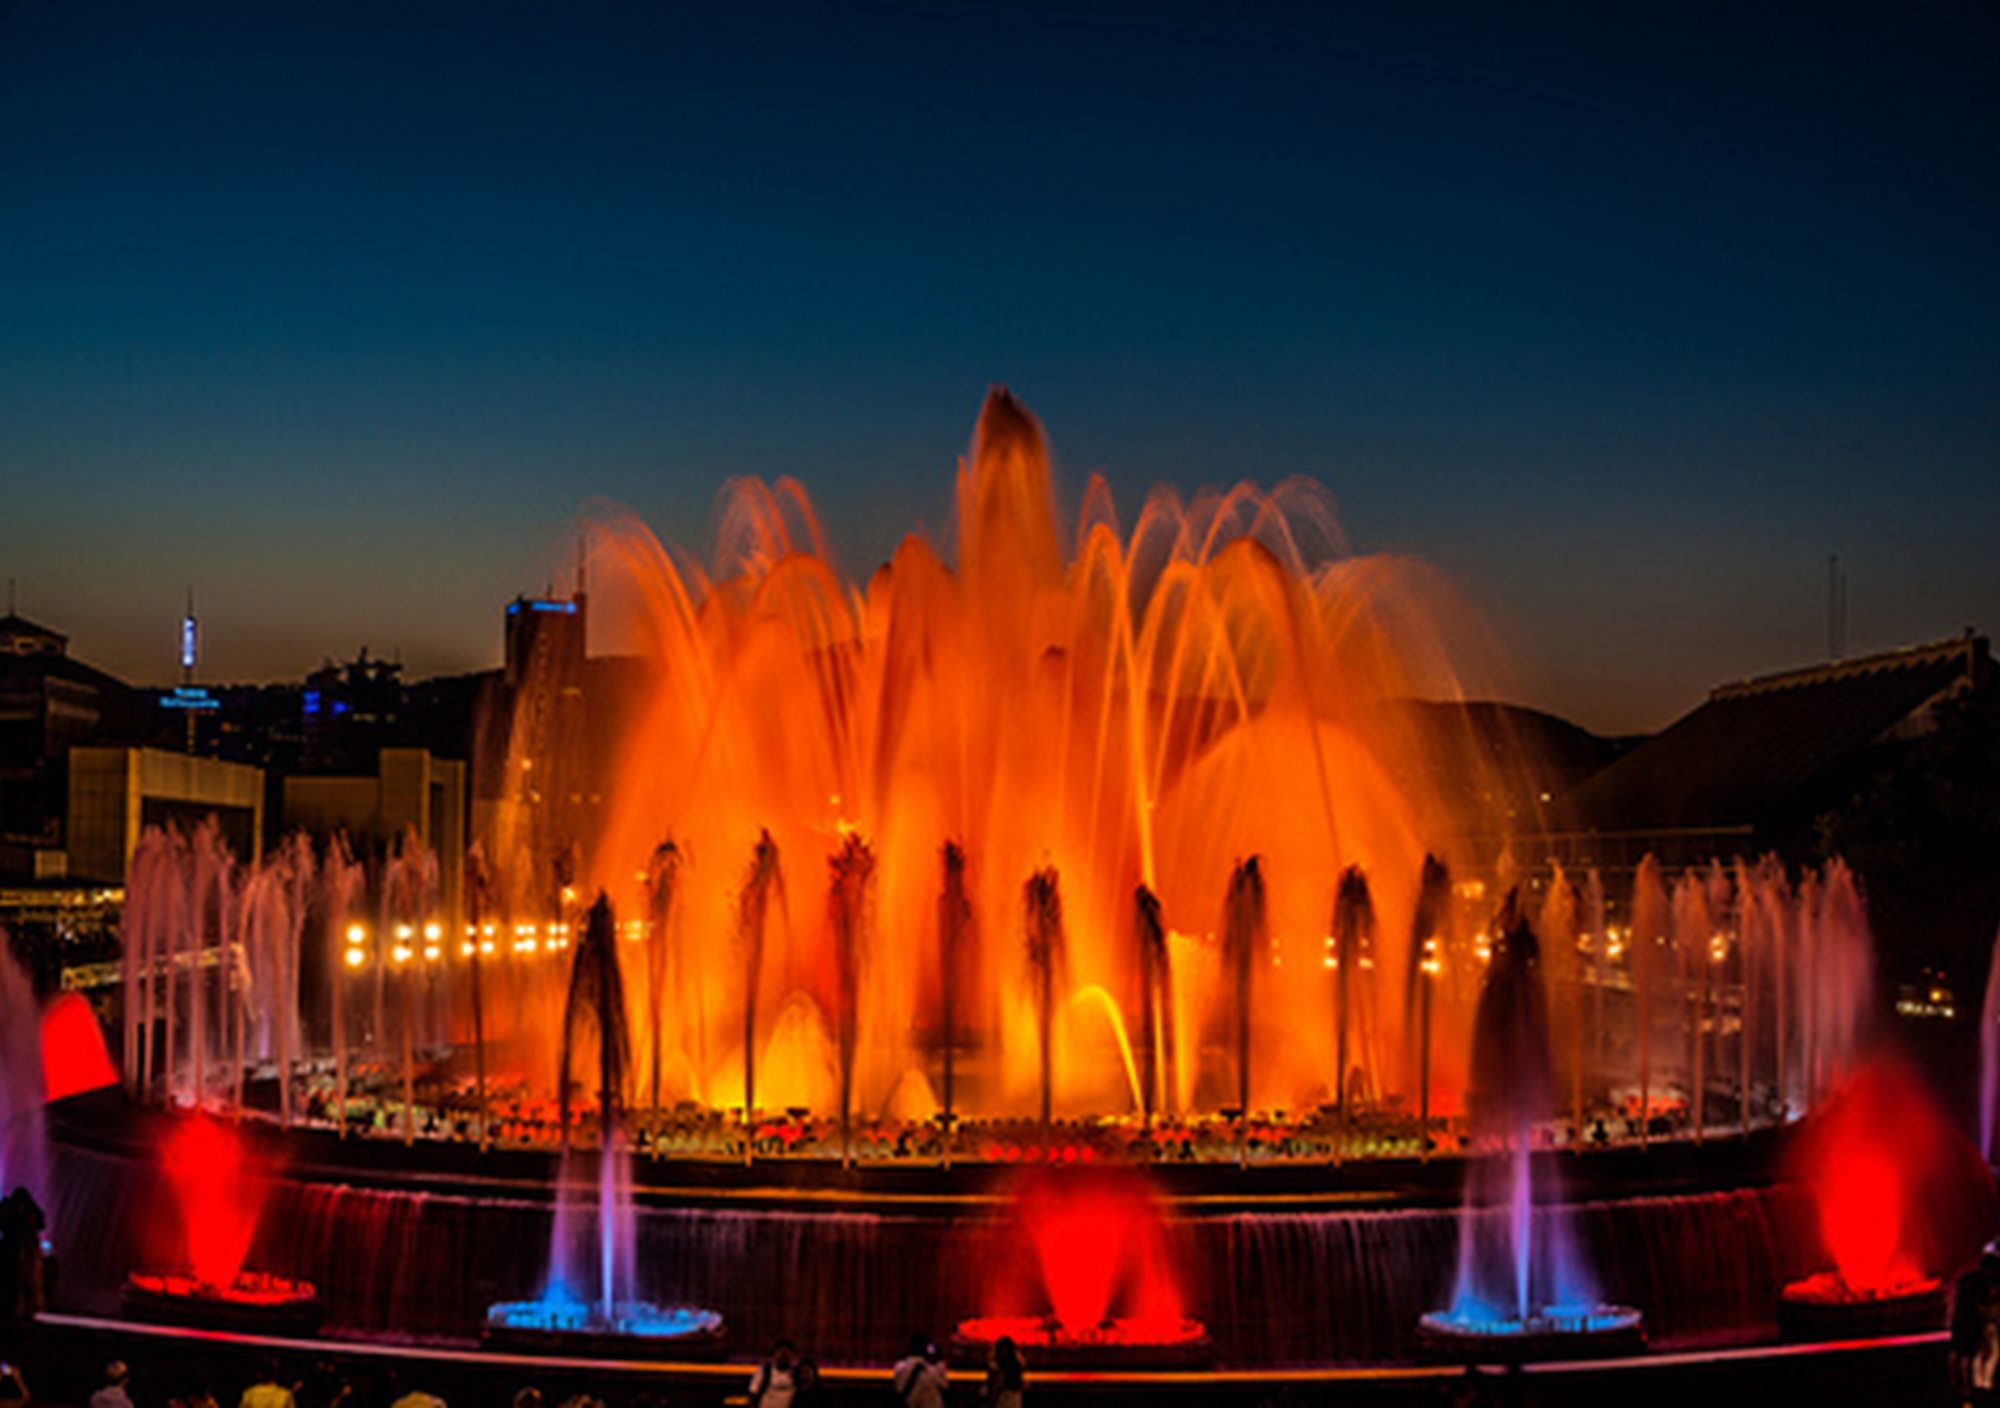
487, 591, 588, 911
503, 594, 585, 692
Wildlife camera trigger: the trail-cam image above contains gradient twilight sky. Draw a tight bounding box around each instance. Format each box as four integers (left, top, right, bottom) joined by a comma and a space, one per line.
2, 3, 1995, 734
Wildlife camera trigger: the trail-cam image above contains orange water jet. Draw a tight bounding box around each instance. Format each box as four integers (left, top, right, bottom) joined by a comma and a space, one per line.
494, 389, 1510, 1122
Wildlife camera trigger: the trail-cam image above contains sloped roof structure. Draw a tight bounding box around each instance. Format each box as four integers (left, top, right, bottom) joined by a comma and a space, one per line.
1565, 634, 1988, 832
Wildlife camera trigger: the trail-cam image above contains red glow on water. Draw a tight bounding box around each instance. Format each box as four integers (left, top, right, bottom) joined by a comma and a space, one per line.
127, 1269, 316, 1307
163, 1117, 265, 1290
38, 993, 116, 1101
955, 1313, 1207, 1349
1789, 1055, 1997, 1296
988, 1166, 1186, 1336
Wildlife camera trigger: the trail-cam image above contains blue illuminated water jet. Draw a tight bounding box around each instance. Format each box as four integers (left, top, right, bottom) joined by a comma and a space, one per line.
484, 895, 724, 1354
1419, 894, 1641, 1357
485, 1296, 723, 1342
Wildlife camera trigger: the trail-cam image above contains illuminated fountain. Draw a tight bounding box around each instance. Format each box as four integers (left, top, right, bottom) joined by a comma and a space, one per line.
545, 386, 1501, 1136
1778, 1056, 1993, 1340
103, 392, 1886, 1168
42, 391, 1941, 1366
1418, 897, 1642, 1359
952, 1164, 1208, 1367
484, 896, 724, 1355
121, 1115, 321, 1334
0, 935, 47, 1202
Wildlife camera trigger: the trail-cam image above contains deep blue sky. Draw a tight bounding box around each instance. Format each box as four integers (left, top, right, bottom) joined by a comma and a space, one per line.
2, 2, 1995, 733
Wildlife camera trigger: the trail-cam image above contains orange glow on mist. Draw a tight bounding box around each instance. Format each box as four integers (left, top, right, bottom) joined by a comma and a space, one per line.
488, 389, 1507, 1120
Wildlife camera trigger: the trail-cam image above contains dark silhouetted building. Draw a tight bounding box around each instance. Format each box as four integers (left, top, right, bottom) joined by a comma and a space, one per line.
303, 648, 406, 773
0, 612, 145, 876
1547, 632, 1990, 872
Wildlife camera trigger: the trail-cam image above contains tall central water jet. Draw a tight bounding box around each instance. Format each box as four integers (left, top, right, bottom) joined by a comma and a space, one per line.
1419, 895, 1640, 1357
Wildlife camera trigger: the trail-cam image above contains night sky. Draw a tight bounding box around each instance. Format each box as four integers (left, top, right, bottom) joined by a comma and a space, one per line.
2, 2, 1995, 733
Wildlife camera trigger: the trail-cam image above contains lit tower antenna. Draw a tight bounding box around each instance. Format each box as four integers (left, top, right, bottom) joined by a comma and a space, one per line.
180, 587, 199, 753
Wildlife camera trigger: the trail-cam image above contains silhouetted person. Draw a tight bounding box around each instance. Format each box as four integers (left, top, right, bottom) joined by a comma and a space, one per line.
88, 1360, 133, 1408
748, 1337, 797, 1407
790, 1359, 828, 1408
387, 1387, 445, 1408
170, 1368, 221, 1408
1958, 1247, 2000, 1407
0, 1188, 45, 1324
239, 1359, 295, 1408
984, 1335, 1024, 1408
296, 1360, 349, 1408
892, 1334, 947, 1408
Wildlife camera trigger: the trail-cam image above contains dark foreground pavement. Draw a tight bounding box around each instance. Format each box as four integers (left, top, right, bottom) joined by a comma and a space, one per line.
0, 1314, 1965, 1408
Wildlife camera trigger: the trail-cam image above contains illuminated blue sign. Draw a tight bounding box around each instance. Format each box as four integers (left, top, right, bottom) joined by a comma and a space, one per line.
160, 686, 218, 712
179, 615, 198, 669
507, 599, 577, 616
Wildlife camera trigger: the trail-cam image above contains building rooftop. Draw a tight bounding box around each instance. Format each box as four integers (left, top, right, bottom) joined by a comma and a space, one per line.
0, 612, 68, 655
1564, 633, 1988, 833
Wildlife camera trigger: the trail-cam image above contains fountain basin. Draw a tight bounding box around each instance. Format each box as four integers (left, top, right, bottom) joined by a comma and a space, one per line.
484, 1298, 727, 1358
951, 1314, 1211, 1369
1777, 1273, 1945, 1341
1415, 1305, 1644, 1361
123, 1270, 323, 1336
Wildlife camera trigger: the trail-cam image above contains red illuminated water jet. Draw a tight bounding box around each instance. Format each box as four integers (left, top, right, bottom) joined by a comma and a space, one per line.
38, 992, 116, 1102
121, 1116, 321, 1334
1778, 1055, 1995, 1339
952, 1165, 1208, 1367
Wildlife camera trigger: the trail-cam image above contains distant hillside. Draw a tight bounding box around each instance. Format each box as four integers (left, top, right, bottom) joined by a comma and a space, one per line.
1392, 698, 1639, 829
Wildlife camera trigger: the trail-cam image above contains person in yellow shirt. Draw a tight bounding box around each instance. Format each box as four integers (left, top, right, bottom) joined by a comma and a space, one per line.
389, 1391, 446, 1408
238, 1359, 295, 1408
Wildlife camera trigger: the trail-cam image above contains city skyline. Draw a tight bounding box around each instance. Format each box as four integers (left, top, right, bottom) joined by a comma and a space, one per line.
4, 2, 1996, 734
